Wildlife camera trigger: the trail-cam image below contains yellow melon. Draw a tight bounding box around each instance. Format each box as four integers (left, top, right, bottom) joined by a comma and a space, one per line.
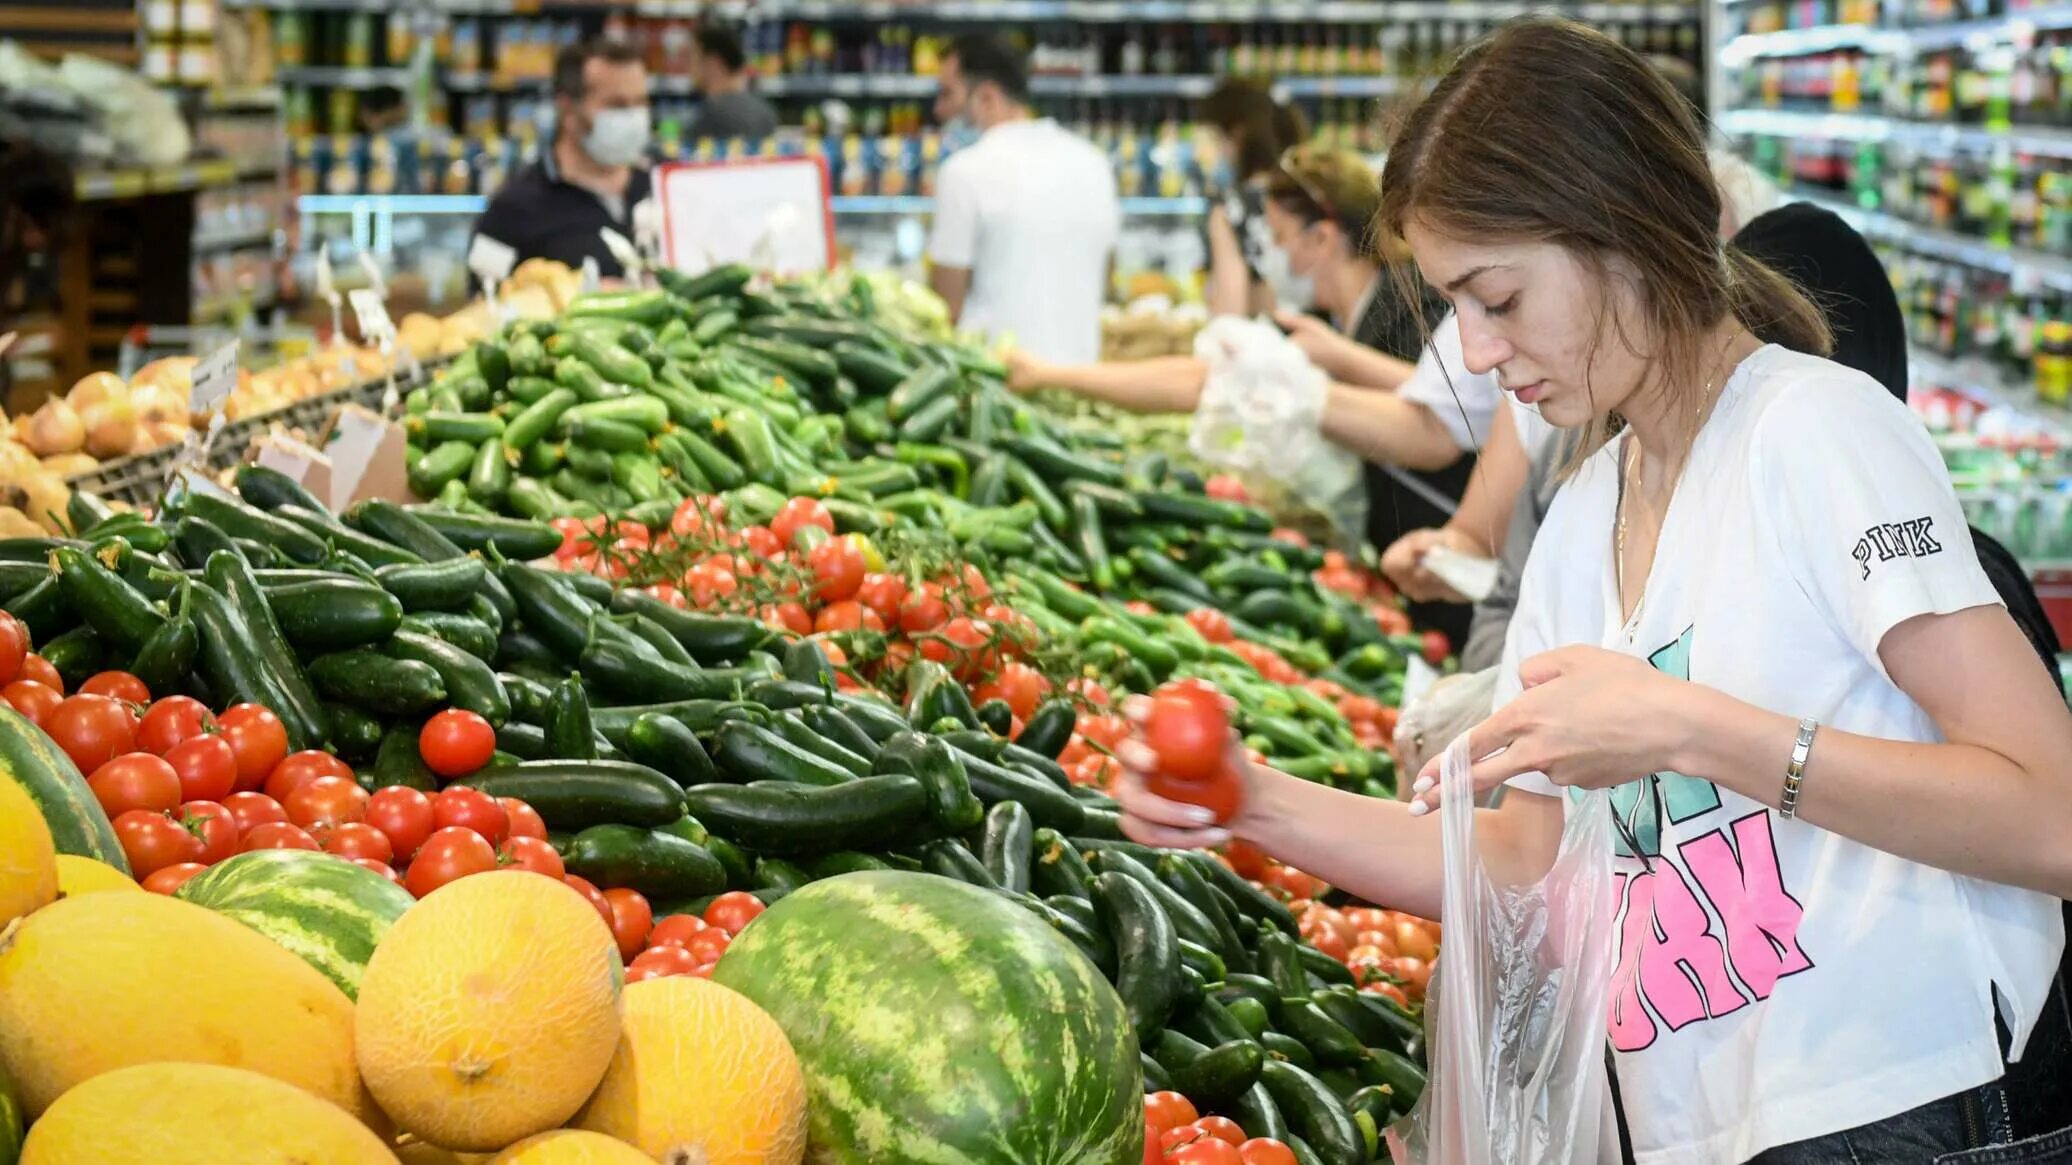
355, 869, 624, 1152
0, 888, 365, 1121
489, 1130, 653, 1164
0, 778, 56, 927
52, 853, 140, 897
395, 1139, 494, 1165
575, 977, 808, 1165
20, 1061, 398, 1165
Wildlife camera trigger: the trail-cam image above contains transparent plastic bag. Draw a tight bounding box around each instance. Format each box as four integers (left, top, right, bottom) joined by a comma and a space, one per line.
1390, 735, 1621, 1165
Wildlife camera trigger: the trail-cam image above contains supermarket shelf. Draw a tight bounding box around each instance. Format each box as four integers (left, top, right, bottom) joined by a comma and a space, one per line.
1911, 347, 2072, 433
222, 0, 1698, 19
1789, 188, 2072, 291
296, 192, 1208, 216
276, 65, 415, 88
750, 72, 1403, 98
1722, 4, 2072, 58
193, 226, 279, 254
202, 85, 284, 110
1717, 107, 2072, 160
832, 194, 1208, 214
74, 160, 242, 201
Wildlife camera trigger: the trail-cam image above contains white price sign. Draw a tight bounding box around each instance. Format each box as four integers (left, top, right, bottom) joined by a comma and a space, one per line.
348, 288, 396, 350
356, 252, 389, 301
189, 339, 241, 414
468, 233, 517, 287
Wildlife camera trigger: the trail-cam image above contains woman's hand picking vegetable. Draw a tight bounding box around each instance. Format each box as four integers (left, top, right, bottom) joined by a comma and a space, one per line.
1115, 684, 1253, 848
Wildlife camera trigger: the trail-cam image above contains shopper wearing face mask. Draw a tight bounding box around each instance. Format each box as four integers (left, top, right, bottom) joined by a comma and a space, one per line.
472, 39, 654, 281
683, 23, 778, 144
927, 34, 1119, 364
1198, 79, 1311, 317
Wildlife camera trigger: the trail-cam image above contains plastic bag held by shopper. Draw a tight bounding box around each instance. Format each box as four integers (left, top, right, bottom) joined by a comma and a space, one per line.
1187, 316, 1366, 536
1391, 734, 1621, 1165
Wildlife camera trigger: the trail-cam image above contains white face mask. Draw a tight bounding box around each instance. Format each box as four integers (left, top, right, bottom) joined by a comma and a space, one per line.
1247, 215, 1313, 312
583, 106, 651, 168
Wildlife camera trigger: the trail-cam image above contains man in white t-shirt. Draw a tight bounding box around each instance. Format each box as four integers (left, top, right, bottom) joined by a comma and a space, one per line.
927, 34, 1120, 365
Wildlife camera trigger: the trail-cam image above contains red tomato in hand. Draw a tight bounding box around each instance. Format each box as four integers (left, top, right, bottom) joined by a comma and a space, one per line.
1238, 1139, 1300, 1165
221, 791, 287, 835
562, 873, 616, 930
163, 734, 237, 804
323, 821, 395, 865
218, 704, 289, 792
264, 750, 353, 804
1143, 1092, 1199, 1140
701, 890, 766, 936
176, 800, 239, 865
45, 694, 138, 774
366, 786, 436, 861
136, 696, 214, 755
602, 887, 654, 961
79, 671, 150, 704
1421, 629, 1451, 666
284, 776, 370, 833
239, 821, 319, 853
805, 536, 866, 602
0, 613, 26, 686
2, 680, 60, 724
112, 809, 203, 877
88, 753, 182, 818
405, 827, 499, 897
433, 786, 509, 846
499, 797, 547, 842
497, 835, 564, 880
419, 709, 495, 778
770, 497, 834, 549
19, 654, 62, 694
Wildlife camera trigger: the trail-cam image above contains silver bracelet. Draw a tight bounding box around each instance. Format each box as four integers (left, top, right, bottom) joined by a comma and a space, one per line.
1779, 717, 1818, 819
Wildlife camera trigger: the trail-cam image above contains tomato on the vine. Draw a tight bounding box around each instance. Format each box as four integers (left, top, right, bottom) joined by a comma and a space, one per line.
813, 600, 882, 635
855, 572, 908, 624
406, 827, 498, 897
0, 613, 26, 686
562, 873, 615, 930
221, 791, 287, 835
419, 709, 495, 778
2, 680, 60, 724
642, 582, 688, 610
973, 661, 1050, 721
218, 704, 289, 793
113, 809, 203, 877
88, 753, 182, 818
263, 750, 354, 804
701, 889, 766, 936
366, 786, 435, 861
45, 695, 138, 774
499, 797, 547, 842
163, 734, 237, 804
897, 583, 950, 635
738, 524, 781, 559
79, 671, 150, 704
498, 835, 564, 879
19, 654, 62, 694
602, 887, 653, 961
136, 696, 214, 755
176, 800, 239, 865
760, 602, 813, 636
323, 821, 395, 865
770, 497, 834, 549
550, 515, 591, 560
239, 821, 319, 853
805, 536, 866, 602
284, 776, 370, 833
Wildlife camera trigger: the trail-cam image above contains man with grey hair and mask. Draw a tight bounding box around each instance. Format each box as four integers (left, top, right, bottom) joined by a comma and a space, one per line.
473, 39, 654, 281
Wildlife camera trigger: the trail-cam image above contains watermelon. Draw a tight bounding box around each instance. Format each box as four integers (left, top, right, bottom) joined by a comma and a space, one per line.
713, 870, 1144, 1164
175, 849, 413, 999
0, 704, 125, 872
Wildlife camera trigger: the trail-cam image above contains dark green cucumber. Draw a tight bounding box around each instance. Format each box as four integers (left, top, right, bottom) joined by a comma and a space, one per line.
1014, 699, 1075, 759
1031, 827, 1097, 900
1278, 999, 1368, 1068
870, 731, 983, 834
806, 851, 893, 879
980, 799, 1034, 894
465, 760, 687, 831
769, 713, 870, 777
374, 556, 486, 612
202, 551, 329, 751
272, 504, 424, 568
680, 774, 929, 854
1225, 995, 1273, 1039
1355, 1047, 1425, 1113
622, 613, 697, 669
189, 581, 310, 747
494, 721, 549, 760
1195, 850, 1302, 936
796, 705, 879, 763
606, 590, 767, 664
920, 838, 997, 887
830, 694, 910, 744
180, 492, 327, 563
754, 856, 813, 894
405, 507, 562, 560
39, 626, 102, 690
325, 702, 385, 763
129, 592, 198, 697
307, 650, 446, 716
1151, 1029, 1266, 1108
1163, 854, 1254, 973
1233, 1082, 1293, 1145
710, 721, 855, 787
51, 544, 162, 654
1259, 1060, 1364, 1165
363, 723, 438, 790
1091, 848, 1224, 959
383, 630, 510, 726
954, 747, 1086, 833
402, 611, 498, 663
1092, 870, 1180, 1041
234, 464, 328, 513
624, 712, 721, 788
564, 823, 727, 900
1259, 1032, 1316, 1071
262, 578, 403, 652
545, 676, 597, 760
1219, 974, 1285, 1021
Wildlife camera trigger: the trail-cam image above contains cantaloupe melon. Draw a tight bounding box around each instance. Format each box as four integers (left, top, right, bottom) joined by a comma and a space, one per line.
0, 779, 55, 928
394, 1139, 493, 1165
488, 1130, 653, 1164
20, 1061, 397, 1165
355, 869, 624, 1152
52, 853, 139, 897
575, 977, 808, 1165
0, 888, 365, 1121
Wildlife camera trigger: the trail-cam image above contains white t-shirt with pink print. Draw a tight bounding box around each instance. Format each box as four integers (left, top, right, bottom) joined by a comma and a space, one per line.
1497, 345, 2063, 1164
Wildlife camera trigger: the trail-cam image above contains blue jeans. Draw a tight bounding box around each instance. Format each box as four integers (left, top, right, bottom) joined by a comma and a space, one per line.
1749, 1088, 2072, 1164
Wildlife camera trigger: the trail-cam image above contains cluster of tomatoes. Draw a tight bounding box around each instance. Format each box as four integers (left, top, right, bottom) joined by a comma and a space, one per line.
1143, 1091, 1299, 1165
1223, 843, 1437, 1009
613, 889, 769, 982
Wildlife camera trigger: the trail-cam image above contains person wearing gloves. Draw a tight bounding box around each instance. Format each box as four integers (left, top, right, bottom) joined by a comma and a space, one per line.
1198, 79, 1312, 317
1118, 18, 2072, 1164
472, 39, 654, 280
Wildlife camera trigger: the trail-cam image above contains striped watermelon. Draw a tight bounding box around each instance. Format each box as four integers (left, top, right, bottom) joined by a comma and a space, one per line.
175, 849, 413, 999
0, 705, 125, 873
713, 870, 1144, 1165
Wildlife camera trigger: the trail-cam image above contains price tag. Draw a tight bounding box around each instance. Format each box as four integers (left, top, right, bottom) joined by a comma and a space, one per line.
579, 255, 601, 294
348, 287, 395, 351
468, 232, 517, 287
599, 226, 644, 283
631, 197, 664, 266
190, 339, 241, 414
315, 248, 344, 342
356, 251, 389, 301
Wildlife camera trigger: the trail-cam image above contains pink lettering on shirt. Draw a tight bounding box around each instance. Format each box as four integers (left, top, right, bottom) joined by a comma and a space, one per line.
1681, 811, 1814, 998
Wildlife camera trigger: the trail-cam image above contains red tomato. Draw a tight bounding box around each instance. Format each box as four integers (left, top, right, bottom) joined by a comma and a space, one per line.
813, 600, 882, 635
933, 616, 993, 679
19, 654, 62, 694
284, 776, 370, 832
163, 734, 237, 804
1223, 839, 1270, 880
680, 927, 731, 965
1192, 1116, 1247, 1145
497, 835, 565, 879
1184, 607, 1236, 644
602, 887, 654, 961
1168, 1138, 1244, 1165
855, 572, 907, 624
88, 753, 182, 818
1143, 1092, 1200, 1139
897, 583, 950, 635
366, 786, 436, 861
669, 496, 722, 540
352, 858, 405, 888
1238, 1139, 1300, 1165
218, 704, 289, 793
738, 524, 781, 559
0, 613, 26, 686
263, 750, 353, 804
44, 694, 139, 774
499, 797, 548, 842
641, 582, 687, 610
1204, 473, 1251, 503
113, 810, 204, 878
770, 497, 834, 549
805, 536, 866, 602
79, 671, 150, 704
1363, 980, 1413, 1007
419, 709, 495, 778
761, 601, 813, 636
627, 944, 700, 981
562, 873, 616, 930
1421, 629, 1451, 666
176, 800, 239, 865
323, 821, 395, 865
405, 827, 500, 897
434, 786, 510, 846
684, 562, 740, 608
1, 680, 60, 724
647, 913, 710, 949
136, 696, 214, 755
550, 516, 591, 559
240, 821, 319, 853
141, 861, 206, 894
1140, 685, 1244, 824
1268, 525, 1312, 547
972, 661, 1050, 720
702, 889, 766, 936
1068, 676, 1113, 708
221, 791, 287, 835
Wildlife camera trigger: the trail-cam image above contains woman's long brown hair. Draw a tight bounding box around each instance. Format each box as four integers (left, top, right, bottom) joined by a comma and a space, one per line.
1376, 17, 1831, 470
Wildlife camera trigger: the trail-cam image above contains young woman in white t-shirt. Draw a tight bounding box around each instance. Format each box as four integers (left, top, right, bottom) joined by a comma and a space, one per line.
1115, 18, 2072, 1164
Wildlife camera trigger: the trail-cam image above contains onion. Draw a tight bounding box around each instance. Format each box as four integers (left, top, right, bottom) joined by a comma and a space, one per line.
38, 453, 99, 479
0, 441, 39, 484
23, 399, 84, 458
129, 382, 188, 426
139, 420, 189, 452
79, 398, 139, 459
66, 371, 128, 413
0, 506, 41, 538
15, 470, 70, 534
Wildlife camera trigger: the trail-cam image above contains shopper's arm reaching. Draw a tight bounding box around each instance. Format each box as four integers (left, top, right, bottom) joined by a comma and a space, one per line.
1006, 351, 1208, 414
1319, 382, 1468, 473
929, 265, 972, 325
1204, 205, 1254, 319
927, 162, 980, 325
1275, 311, 1416, 390
1381, 402, 1529, 600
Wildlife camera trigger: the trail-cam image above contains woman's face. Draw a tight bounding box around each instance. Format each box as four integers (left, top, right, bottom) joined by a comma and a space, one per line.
1405, 219, 1650, 429
1263, 200, 1332, 281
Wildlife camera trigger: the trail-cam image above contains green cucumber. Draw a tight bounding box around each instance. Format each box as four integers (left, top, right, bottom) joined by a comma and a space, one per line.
383, 630, 510, 726
465, 760, 688, 830
1092, 870, 1180, 1041
179, 492, 327, 563
202, 551, 329, 751
51, 545, 162, 654
1030, 827, 1096, 900
769, 713, 870, 777
681, 774, 930, 854
307, 650, 446, 716
374, 556, 486, 612
1259, 1059, 1364, 1165
564, 823, 727, 900
870, 732, 983, 834
980, 799, 1034, 894
262, 578, 403, 652
624, 712, 721, 789
405, 508, 562, 560
710, 721, 855, 787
